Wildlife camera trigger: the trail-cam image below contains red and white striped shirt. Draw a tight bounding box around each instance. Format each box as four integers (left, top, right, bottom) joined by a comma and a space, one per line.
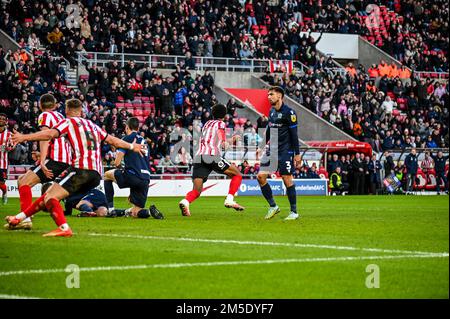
0, 128, 11, 170
53, 117, 108, 172
38, 111, 71, 164
196, 120, 226, 156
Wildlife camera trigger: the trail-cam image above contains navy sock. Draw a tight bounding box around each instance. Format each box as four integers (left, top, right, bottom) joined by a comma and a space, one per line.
286, 185, 297, 213
104, 180, 114, 208
261, 183, 276, 207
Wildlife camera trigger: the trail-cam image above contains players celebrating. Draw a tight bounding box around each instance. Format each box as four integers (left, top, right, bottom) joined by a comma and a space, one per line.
257, 86, 301, 220
6, 98, 145, 237
179, 103, 244, 216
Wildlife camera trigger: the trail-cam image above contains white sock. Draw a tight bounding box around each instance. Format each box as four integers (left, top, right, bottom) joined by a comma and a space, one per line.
226, 194, 234, 202
15, 212, 27, 221
23, 217, 32, 223
180, 199, 189, 206
59, 223, 69, 231
109, 207, 115, 212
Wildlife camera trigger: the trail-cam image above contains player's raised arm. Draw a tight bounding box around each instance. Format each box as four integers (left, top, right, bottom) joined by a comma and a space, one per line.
104, 135, 145, 156
11, 128, 59, 144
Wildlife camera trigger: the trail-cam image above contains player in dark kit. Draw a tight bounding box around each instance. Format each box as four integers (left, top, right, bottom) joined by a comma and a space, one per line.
257, 86, 301, 220
40, 182, 109, 217
104, 117, 164, 219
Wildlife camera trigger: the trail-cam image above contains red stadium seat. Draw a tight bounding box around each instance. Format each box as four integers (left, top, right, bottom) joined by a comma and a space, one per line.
141, 96, 150, 102
143, 109, 151, 116
15, 167, 27, 175
124, 103, 133, 108
133, 109, 143, 116
116, 103, 125, 108
117, 96, 124, 101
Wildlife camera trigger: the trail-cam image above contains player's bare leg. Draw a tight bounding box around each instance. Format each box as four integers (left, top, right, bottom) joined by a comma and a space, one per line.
281, 174, 299, 220
179, 178, 203, 217
223, 166, 245, 211
5, 182, 72, 236
257, 171, 280, 219
7, 171, 42, 230
41, 183, 72, 236
0, 181, 7, 204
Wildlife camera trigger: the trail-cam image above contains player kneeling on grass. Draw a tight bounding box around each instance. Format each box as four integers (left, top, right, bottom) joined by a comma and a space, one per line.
179, 103, 244, 217
103, 117, 164, 220
4, 98, 145, 237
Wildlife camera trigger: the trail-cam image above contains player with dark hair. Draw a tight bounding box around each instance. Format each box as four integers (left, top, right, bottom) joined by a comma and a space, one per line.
257, 86, 301, 220
7, 94, 71, 230
179, 104, 244, 216
6, 99, 145, 237
104, 117, 164, 219
64, 188, 109, 217
0, 113, 14, 205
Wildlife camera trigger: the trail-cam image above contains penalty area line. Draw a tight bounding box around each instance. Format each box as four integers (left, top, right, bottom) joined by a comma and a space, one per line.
0, 294, 43, 299
87, 232, 448, 256
0, 253, 448, 277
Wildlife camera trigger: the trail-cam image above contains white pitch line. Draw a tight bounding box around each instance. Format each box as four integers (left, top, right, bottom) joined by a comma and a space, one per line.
0, 294, 42, 299
88, 233, 447, 256
0, 254, 447, 277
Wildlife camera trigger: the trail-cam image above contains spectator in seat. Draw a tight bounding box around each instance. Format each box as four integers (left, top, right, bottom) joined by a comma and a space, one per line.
367, 64, 379, 78
381, 95, 396, 116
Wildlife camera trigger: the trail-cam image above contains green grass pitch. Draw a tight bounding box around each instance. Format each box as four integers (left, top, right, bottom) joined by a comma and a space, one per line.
0, 195, 448, 299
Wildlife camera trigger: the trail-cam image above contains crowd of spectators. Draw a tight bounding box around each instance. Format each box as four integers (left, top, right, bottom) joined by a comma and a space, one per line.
262, 65, 449, 152
2, 0, 447, 73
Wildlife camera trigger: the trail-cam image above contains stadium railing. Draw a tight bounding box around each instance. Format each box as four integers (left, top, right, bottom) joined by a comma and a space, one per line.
413, 71, 449, 80
77, 51, 309, 74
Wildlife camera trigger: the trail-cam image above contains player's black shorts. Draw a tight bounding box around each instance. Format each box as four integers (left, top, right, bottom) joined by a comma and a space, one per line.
31, 159, 70, 183
0, 169, 7, 183
55, 167, 102, 195
192, 155, 231, 182
260, 152, 294, 175
114, 169, 149, 208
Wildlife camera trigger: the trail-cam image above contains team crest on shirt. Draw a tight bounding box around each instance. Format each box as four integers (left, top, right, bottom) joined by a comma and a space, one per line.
277, 114, 282, 119
291, 114, 297, 122
38, 117, 43, 126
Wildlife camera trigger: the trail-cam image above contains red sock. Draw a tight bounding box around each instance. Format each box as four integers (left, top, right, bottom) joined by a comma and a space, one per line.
45, 198, 67, 227
19, 185, 33, 212
185, 189, 200, 203
23, 194, 46, 218
0, 183, 6, 194
229, 175, 242, 196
